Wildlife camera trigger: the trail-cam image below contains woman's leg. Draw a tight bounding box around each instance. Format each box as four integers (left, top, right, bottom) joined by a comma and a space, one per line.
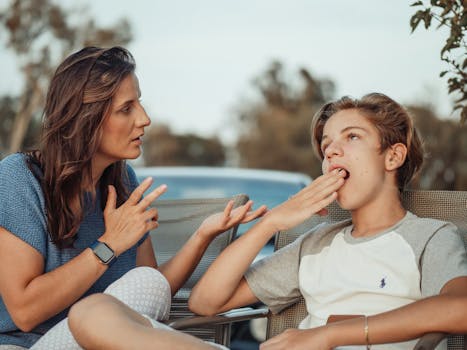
30, 267, 171, 349
69, 293, 222, 350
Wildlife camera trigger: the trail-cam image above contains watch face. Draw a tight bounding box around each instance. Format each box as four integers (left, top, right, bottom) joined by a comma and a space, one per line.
94, 242, 114, 263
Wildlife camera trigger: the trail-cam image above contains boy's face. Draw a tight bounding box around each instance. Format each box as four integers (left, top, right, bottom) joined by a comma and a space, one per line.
320, 108, 391, 210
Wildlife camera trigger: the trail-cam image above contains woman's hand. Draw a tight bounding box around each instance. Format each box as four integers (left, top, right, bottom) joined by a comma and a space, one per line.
196, 200, 268, 241
262, 168, 346, 233
260, 327, 331, 350
100, 177, 167, 256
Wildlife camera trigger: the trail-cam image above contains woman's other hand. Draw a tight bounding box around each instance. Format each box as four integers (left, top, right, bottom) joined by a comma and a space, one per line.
196, 200, 268, 241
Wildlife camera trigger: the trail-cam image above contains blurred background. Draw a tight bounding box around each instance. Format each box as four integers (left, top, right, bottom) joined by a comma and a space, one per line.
0, 0, 466, 189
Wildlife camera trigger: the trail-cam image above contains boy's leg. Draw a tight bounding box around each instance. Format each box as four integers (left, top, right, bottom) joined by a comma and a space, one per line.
30, 267, 171, 349
69, 293, 224, 350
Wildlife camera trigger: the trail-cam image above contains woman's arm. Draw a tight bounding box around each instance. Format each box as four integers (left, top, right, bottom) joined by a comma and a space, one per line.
0, 178, 166, 331
0, 228, 108, 332
136, 236, 158, 268
157, 200, 267, 296
190, 169, 346, 315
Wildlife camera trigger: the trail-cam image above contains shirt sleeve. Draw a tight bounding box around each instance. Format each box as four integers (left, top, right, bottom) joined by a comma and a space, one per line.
420, 223, 467, 296
245, 234, 305, 314
0, 154, 48, 256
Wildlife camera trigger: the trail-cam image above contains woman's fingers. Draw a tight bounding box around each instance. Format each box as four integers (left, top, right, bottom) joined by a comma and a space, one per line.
127, 177, 154, 205
104, 185, 117, 214
222, 200, 235, 218
241, 205, 268, 223
137, 184, 167, 209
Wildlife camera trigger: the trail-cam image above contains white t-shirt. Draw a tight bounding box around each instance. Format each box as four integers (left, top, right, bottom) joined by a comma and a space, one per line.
245, 212, 467, 350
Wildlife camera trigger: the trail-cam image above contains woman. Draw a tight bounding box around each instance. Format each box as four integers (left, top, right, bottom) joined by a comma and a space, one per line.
0, 46, 266, 349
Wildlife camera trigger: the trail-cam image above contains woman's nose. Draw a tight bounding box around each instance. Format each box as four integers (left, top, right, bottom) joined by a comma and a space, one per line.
137, 105, 151, 127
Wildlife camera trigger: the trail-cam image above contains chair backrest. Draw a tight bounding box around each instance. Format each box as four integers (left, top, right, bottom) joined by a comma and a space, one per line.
267, 190, 467, 349
151, 194, 249, 345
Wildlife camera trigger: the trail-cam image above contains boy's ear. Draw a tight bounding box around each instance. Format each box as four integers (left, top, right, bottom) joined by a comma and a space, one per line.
385, 143, 407, 171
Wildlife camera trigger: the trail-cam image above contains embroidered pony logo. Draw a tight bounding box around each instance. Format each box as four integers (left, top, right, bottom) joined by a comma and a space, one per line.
380, 277, 387, 288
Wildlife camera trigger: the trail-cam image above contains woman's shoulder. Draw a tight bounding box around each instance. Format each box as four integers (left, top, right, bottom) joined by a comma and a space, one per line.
0, 152, 32, 176
0, 152, 42, 188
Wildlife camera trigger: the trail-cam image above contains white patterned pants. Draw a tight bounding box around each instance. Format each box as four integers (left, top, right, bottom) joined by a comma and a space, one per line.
31, 267, 172, 349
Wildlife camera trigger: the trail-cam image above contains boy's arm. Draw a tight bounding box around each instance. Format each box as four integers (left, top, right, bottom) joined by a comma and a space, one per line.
190, 169, 346, 315
261, 276, 467, 349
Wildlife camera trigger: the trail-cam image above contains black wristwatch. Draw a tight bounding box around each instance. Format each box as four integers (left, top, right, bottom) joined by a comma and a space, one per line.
90, 240, 116, 267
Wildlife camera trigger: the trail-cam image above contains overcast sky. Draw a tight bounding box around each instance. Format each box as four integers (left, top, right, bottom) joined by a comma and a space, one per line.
0, 0, 453, 143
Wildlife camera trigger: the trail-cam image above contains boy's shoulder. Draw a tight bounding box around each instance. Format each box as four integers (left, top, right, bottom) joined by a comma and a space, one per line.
394, 211, 459, 253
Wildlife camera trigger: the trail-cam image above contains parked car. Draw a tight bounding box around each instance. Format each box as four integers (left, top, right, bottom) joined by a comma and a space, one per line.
134, 166, 312, 261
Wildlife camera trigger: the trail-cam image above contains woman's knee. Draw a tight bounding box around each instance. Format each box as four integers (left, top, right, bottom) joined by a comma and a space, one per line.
103, 267, 172, 320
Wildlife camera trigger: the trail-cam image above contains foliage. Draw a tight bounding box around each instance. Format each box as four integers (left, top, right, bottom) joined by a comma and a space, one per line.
235, 61, 335, 179
409, 105, 467, 190
410, 0, 467, 124
0, 0, 132, 156
143, 124, 226, 166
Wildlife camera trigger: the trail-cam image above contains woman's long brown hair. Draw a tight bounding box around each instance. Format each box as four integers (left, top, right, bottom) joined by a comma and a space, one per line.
28, 47, 136, 248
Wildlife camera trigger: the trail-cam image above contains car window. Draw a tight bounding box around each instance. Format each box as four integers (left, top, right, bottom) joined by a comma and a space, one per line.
139, 175, 304, 210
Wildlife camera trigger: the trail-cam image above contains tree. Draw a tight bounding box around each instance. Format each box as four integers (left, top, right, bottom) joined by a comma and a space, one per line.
409, 105, 467, 190
235, 61, 335, 179
0, 0, 132, 157
410, 0, 467, 124
143, 124, 226, 166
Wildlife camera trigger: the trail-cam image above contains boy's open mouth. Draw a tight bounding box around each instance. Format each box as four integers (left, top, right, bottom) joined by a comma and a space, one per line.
339, 168, 350, 180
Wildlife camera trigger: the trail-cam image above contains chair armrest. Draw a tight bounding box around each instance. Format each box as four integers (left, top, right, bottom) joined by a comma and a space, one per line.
166, 307, 270, 330
413, 332, 447, 350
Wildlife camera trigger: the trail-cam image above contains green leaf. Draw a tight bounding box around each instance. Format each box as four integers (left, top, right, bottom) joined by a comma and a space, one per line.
439, 70, 449, 77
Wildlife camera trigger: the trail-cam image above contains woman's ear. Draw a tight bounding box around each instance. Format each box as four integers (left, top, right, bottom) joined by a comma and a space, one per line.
385, 143, 407, 171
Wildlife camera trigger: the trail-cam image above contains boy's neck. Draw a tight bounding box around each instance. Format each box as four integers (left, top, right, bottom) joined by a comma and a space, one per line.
350, 199, 406, 238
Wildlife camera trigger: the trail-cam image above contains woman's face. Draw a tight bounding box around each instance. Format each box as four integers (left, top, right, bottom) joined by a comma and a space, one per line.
95, 73, 150, 167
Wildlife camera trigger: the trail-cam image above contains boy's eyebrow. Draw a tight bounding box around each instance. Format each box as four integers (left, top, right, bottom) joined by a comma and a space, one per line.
321, 126, 369, 143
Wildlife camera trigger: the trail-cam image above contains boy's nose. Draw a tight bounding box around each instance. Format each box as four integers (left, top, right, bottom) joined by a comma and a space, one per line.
324, 141, 343, 158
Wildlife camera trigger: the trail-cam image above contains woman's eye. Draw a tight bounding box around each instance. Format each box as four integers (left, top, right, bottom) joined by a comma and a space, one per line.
121, 105, 132, 114
348, 133, 359, 140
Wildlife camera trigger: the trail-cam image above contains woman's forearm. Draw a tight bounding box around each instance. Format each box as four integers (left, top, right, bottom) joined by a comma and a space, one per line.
189, 217, 277, 315
7, 248, 107, 332
157, 230, 213, 296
